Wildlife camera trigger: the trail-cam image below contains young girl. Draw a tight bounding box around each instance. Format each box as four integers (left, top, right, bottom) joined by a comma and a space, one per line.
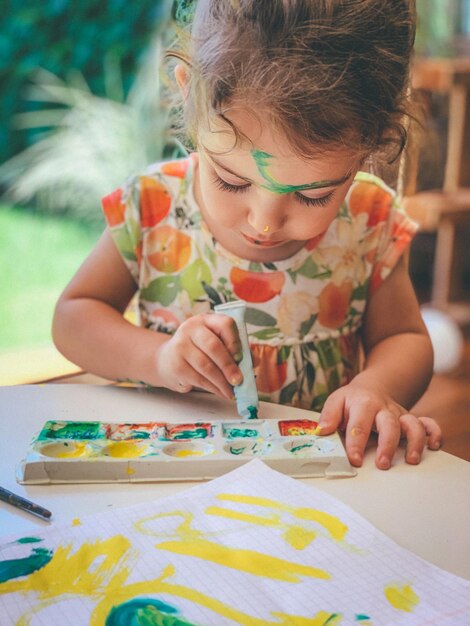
53, 0, 442, 470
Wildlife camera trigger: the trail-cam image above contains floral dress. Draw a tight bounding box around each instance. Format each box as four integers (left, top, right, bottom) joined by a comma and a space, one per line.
102, 154, 417, 411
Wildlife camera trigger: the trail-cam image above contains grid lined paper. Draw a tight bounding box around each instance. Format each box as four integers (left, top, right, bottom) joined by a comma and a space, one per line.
0, 459, 468, 625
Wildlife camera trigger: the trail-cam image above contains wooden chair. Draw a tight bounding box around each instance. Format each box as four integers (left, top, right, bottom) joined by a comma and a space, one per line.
403, 57, 470, 325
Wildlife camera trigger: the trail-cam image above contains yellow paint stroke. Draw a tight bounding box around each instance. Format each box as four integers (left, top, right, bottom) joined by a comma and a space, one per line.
71, 518, 82, 526
134, 510, 203, 542
156, 539, 330, 581
106, 441, 148, 458
0, 535, 132, 598
0, 535, 134, 625
127, 467, 136, 476
215, 494, 348, 541
206, 505, 317, 550
91, 564, 340, 626
384, 583, 420, 612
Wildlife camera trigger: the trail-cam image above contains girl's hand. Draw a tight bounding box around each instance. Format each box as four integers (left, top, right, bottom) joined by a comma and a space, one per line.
154, 313, 243, 400
317, 380, 442, 470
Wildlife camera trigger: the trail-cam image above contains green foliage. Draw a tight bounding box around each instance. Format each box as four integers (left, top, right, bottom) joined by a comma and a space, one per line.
0, 0, 174, 164
0, 19, 186, 227
0, 204, 99, 350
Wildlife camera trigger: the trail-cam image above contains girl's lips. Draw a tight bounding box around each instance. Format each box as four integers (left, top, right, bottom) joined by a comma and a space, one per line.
242, 233, 286, 247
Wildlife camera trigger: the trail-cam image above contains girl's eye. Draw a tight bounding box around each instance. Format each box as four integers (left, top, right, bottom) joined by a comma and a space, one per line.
212, 173, 251, 194
295, 191, 334, 207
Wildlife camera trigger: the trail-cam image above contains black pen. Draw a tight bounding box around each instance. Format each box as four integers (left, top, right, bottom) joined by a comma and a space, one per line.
0, 486, 52, 521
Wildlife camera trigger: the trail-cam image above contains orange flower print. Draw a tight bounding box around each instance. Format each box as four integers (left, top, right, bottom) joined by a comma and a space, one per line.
161, 160, 190, 178
251, 344, 288, 393
102, 188, 125, 227
349, 181, 392, 226
230, 268, 285, 302
140, 176, 172, 228
146, 226, 192, 273
318, 280, 353, 328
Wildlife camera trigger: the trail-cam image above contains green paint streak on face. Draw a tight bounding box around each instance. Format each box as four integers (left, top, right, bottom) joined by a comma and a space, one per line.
105, 597, 197, 626
251, 149, 336, 195
0, 547, 53, 583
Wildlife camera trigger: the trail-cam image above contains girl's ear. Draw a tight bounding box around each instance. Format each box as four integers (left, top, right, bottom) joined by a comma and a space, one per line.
175, 64, 190, 99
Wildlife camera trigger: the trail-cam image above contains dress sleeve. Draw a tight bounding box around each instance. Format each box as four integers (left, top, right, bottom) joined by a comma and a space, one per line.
369, 198, 418, 292
101, 177, 144, 285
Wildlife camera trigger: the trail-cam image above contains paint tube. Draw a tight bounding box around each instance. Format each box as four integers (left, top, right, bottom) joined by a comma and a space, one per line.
214, 300, 259, 419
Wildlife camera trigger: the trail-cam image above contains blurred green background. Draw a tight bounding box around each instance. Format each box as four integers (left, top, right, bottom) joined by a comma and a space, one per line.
0, 0, 469, 354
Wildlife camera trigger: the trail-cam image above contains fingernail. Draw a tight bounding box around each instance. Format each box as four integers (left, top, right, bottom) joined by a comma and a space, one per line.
233, 351, 243, 363
379, 456, 390, 470
231, 375, 243, 386
351, 452, 362, 466
431, 440, 441, 450
408, 451, 420, 464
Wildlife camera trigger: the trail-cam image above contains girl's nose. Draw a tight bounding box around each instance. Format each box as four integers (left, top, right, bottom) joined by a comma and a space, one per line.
247, 192, 286, 235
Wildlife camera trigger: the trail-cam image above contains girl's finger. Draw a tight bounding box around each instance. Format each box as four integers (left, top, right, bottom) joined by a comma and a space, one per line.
318, 391, 346, 435
184, 340, 237, 400
399, 413, 426, 464
344, 402, 377, 467
419, 416, 442, 450
190, 325, 242, 391
203, 313, 243, 360
375, 409, 401, 470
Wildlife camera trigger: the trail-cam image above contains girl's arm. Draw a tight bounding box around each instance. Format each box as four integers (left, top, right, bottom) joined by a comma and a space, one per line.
318, 254, 442, 469
52, 229, 241, 398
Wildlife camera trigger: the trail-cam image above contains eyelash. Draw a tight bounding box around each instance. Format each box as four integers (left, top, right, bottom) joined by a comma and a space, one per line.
212, 173, 334, 207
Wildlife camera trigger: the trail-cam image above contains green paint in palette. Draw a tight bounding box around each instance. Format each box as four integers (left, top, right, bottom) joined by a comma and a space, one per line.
38, 421, 105, 440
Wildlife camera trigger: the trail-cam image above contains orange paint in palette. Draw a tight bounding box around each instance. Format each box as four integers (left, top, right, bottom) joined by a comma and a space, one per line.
17, 418, 355, 484
279, 420, 321, 437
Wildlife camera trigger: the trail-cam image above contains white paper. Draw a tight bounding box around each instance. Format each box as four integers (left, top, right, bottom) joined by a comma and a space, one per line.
0, 459, 468, 625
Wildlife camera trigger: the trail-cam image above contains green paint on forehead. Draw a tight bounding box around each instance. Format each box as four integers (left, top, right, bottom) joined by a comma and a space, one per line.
251, 149, 340, 195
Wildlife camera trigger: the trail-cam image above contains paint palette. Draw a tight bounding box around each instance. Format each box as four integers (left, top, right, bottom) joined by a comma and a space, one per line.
17, 418, 356, 484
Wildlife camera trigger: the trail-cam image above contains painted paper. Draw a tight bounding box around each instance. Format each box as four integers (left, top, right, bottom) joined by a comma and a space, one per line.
1, 460, 468, 625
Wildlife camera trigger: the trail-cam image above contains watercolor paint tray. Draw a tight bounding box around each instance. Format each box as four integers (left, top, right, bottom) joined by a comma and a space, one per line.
17, 418, 356, 484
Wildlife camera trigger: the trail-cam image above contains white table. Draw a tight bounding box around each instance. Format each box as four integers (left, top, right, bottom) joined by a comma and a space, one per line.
1, 384, 469, 580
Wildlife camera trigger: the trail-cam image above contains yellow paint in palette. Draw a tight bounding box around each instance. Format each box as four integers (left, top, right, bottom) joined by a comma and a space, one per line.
384, 582, 420, 612
174, 448, 206, 458
39, 441, 89, 459
105, 441, 149, 459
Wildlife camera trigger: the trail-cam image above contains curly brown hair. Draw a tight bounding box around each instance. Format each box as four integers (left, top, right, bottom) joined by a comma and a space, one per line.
168, 0, 416, 162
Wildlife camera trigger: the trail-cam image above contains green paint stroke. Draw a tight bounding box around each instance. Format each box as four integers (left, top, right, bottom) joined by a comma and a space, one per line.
251, 150, 335, 195
355, 615, 372, 622
229, 446, 246, 455
16, 537, 43, 544
105, 597, 198, 626
0, 547, 53, 583
290, 442, 314, 453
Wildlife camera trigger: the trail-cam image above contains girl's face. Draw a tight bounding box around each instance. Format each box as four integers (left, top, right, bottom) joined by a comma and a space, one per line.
194, 107, 362, 263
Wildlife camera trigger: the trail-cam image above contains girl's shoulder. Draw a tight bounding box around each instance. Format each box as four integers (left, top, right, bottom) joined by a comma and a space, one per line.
102, 154, 198, 229
344, 171, 399, 225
